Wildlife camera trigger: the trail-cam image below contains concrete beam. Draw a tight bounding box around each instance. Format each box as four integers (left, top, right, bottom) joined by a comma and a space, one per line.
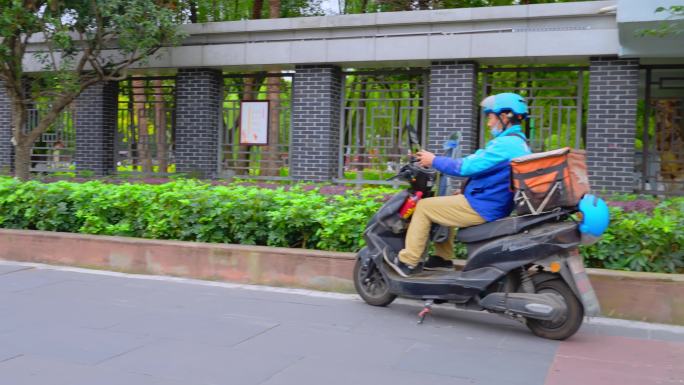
617, 0, 684, 58
22, 1, 619, 73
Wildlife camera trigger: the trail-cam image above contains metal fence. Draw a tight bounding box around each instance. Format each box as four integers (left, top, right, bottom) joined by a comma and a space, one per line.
116, 77, 176, 175
337, 70, 428, 184
637, 66, 684, 195
221, 73, 293, 180
26, 105, 75, 173
479, 66, 587, 152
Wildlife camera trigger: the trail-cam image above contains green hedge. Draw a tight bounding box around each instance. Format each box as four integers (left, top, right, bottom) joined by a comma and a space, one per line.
0, 178, 393, 253
0, 177, 681, 274
581, 198, 684, 273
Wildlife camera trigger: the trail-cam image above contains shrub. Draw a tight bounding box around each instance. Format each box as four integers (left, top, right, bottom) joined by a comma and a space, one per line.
581, 198, 684, 273
0, 177, 682, 273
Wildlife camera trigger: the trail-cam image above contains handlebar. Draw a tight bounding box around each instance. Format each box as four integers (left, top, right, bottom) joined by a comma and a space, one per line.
386, 169, 412, 181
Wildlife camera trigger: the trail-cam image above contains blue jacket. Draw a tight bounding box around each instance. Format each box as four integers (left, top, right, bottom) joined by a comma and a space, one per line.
432, 125, 531, 221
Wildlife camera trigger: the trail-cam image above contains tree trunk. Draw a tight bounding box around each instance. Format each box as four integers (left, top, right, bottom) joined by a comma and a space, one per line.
7, 80, 75, 180
153, 79, 168, 173
14, 142, 32, 181
11, 100, 28, 180
357, 78, 368, 171
267, 0, 279, 18
261, 0, 282, 177
234, 77, 256, 175
229, 0, 265, 175
189, 0, 198, 22
343, 77, 356, 172
417, 0, 431, 10
127, 82, 137, 169
654, 99, 684, 193
252, 0, 263, 19
262, 76, 281, 177
132, 79, 152, 173
10, 89, 29, 179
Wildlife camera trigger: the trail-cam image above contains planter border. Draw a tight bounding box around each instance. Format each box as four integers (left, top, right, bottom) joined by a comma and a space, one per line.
0, 229, 681, 325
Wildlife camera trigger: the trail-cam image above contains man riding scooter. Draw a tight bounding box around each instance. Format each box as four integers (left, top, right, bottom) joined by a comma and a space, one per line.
384, 92, 532, 277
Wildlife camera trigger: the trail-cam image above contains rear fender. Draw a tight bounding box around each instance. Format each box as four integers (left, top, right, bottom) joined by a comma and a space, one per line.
534, 251, 601, 317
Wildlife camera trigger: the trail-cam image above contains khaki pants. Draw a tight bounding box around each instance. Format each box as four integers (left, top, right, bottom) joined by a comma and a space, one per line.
398, 194, 486, 267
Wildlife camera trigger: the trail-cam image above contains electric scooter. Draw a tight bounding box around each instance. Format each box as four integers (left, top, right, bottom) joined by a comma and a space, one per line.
353, 126, 602, 340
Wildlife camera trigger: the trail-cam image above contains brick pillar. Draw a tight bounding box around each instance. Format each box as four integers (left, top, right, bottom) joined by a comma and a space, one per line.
75, 81, 118, 176
428, 61, 479, 156
291, 65, 342, 183
586, 57, 639, 194
428, 61, 479, 191
175, 68, 222, 179
0, 81, 13, 174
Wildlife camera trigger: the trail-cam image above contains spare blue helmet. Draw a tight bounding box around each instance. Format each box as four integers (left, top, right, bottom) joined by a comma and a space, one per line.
578, 194, 610, 237
480, 92, 529, 117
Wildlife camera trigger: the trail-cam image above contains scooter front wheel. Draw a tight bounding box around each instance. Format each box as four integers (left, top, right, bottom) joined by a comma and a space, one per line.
353, 258, 396, 307
526, 278, 584, 340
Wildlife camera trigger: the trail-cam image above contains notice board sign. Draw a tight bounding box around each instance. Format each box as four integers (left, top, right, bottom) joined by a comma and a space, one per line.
240, 100, 269, 145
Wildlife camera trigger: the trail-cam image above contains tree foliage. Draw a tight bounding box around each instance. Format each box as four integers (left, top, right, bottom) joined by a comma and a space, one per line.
177, 0, 324, 22
0, 0, 184, 179
638, 6, 684, 37
340, 0, 581, 13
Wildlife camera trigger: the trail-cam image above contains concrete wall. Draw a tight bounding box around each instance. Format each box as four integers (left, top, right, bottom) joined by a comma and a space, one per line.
617, 0, 684, 59
22, 1, 619, 72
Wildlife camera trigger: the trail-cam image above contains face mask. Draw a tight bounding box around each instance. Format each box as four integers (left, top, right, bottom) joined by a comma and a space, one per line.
490, 128, 502, 137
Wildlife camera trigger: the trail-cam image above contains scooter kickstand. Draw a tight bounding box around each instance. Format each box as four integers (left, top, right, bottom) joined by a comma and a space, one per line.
417, 300, 434, 324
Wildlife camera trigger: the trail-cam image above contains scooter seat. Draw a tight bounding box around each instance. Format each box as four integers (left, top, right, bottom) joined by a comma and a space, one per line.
456, 210, 570, 243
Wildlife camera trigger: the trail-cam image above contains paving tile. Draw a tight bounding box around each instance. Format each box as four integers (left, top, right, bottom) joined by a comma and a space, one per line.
99, 339, 301, 385
107, 311, 278, 347
0, 354, 88, 385
398, 341, 553, 385
261, 356, 476, 385
0, 265, 32, 276
0, 269, 72, 294
0, 263, 680, 385
0, 325, 155, 365
0, 354, 188, 385
235, 323, 420, 367
545, 334, 684, 385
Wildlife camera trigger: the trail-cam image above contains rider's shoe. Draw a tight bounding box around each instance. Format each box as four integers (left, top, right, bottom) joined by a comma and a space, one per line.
383, 249, 422, 278
423, 255, 454, 271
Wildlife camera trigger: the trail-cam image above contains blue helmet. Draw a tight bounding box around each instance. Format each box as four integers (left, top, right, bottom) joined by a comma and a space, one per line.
578, 194, 610, 237
480, 93, 529, 117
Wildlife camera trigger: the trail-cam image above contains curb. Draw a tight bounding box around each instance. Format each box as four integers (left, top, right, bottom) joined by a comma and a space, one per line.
0, 228, 682, 326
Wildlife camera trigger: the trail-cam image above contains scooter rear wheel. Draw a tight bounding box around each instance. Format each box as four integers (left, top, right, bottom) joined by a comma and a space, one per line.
354, 258, 396, 307
526, 278, 584, 340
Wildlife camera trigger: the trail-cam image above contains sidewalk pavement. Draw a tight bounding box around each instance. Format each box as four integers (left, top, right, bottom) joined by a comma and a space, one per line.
0, 261, 683, 385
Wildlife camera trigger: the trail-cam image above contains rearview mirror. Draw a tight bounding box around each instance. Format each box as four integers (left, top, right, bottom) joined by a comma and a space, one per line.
405, 124, 421, 153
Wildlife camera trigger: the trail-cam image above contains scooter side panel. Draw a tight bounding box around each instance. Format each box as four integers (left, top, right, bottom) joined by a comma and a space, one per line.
385, 270, 480, 302
463, 222, 581, 272
384, 267, 506, 301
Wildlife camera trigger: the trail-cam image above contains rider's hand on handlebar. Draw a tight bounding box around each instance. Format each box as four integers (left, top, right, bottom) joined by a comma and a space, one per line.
413, 150, 435, 168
